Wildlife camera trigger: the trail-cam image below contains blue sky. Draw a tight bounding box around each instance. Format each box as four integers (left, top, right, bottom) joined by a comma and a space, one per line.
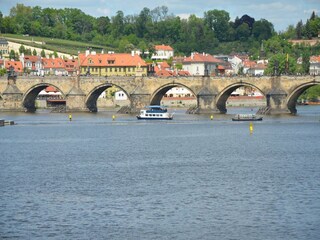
1, 0, 319, 31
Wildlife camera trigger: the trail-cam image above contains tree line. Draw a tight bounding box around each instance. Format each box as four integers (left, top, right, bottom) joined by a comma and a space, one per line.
0, 4, 288, 54
0, 4, 320, 75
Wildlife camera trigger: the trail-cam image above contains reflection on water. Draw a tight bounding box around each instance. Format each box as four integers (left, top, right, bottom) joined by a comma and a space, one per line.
0, 106, 320, 240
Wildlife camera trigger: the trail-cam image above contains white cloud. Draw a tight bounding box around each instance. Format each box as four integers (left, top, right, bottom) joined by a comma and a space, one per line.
96, 8, 111, 15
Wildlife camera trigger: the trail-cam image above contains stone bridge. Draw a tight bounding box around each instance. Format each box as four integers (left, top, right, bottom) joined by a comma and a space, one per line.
0, 75, 319, 114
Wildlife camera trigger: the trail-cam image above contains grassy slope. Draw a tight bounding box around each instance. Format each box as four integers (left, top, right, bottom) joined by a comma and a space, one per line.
3, 34, 113, 55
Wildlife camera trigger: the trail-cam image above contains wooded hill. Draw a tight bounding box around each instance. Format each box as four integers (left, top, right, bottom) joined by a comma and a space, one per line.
1, 4, 319, 58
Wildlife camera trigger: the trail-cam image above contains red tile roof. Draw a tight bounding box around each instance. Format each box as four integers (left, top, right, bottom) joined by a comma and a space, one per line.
42, 58, 65, 69
45, 86, 58, 92
183, 53, 223, 63
64, 59, 79, 72
23, 55, 41, 62
78, 53, 147, 67
5, 61, 23, 73
154, 45, 173, 51
158, 61, 170, 69
310, 55, 320, 63
243, 60, 256, 68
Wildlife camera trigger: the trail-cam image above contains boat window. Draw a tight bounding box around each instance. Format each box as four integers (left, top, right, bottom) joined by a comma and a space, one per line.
153, 114, 155, 116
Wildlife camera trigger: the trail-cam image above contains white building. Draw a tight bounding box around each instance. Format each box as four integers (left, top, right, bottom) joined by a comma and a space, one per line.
151, 45, 174, 60
228, 55, 243, 74
19, 54, 43, 75
310, 56, 320, 75
165, 87, 194, 98
183, 52, 223, 76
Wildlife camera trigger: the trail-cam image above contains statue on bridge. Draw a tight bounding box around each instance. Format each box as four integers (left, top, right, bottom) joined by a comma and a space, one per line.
7, 66, 17, 84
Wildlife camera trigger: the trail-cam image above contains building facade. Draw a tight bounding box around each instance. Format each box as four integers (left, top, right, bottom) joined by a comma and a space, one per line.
79, 51, 148, 77
183, 52, 223, 76
151, 45, 174, 60
310, 55, 320, 75
0, 38, 9, 58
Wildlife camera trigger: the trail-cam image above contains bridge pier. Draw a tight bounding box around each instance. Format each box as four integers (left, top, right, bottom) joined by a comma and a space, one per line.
196, 92, 220, 114
0, 75, 24, 111
65, 86, 88, 112
130, 93, 151, 113
266, 91, 291, 114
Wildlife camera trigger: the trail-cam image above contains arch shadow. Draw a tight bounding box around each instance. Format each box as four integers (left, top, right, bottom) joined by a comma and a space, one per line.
86, 83, 131, 112
216, 82, 266, 113
287, 81, 320, 114
23, 83, 66, 112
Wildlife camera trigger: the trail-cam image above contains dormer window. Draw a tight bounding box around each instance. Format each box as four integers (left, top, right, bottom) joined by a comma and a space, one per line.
88, 59, 93, 64
108, 60, 115, 64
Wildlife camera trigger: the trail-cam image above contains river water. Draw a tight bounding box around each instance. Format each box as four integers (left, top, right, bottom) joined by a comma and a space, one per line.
1, 106, 320, 240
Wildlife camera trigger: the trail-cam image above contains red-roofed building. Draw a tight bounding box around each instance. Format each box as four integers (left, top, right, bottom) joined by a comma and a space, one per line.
182, 52, 223, 76
64, 59, 79, 76
310, 55, 320, 75
78, 51, 148, 76
42, 57, 67, 76
152, 44, 174, 60
19, 54, 43, 75
243, 60, 267, 76
5, 60, 23, 75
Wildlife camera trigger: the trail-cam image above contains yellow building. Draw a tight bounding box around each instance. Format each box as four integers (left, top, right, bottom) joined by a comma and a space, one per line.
78, 51, 148, 77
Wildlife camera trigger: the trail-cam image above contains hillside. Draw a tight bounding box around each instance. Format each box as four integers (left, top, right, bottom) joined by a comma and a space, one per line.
2, 34, 112, 57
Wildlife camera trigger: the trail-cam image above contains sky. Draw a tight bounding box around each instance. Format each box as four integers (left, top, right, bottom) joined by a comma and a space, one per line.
1, 0, 319, 32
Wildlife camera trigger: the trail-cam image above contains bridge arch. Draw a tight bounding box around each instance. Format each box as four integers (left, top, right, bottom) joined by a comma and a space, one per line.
216, 82, 266, 113
86, 83, 130, 112
150, 83, 196, 106
23, 83, 66, 112
287, 81, 320, 114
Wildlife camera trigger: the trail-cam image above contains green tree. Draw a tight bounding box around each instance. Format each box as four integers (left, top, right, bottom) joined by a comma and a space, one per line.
41, 49, 46, 57
0, 68, 7, 76
204, 9, 231, 42
301, 51, 310, 74
9, 50, 17, 60
19, 45, 26, 54
235, 23, 251, 41
252, 19, 274, 41
265, 53, 296, 75
9, 3, 33, 33
96, 16, 111, 35
295, 20, 303, 39
111, 11, 124, 38
33, 49, 37, 56
136, 7, 152, 38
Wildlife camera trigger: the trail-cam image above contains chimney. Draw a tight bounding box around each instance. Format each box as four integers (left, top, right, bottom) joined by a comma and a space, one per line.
85, 49, 90, 57
131, 51, 135, 57
101, 49, 104, 54
191, 52, 194, 60
91, 51, 96, 55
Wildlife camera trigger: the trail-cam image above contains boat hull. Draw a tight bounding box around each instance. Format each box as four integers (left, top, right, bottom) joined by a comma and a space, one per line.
232, 117, 263, 121
137, 116, 173, 120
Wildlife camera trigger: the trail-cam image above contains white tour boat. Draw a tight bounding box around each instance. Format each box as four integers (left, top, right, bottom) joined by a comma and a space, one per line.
137, 106, 174, 120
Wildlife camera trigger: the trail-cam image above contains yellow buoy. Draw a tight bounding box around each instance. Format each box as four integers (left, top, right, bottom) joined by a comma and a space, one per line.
69, 114, 72, 121
112, 115, 116, 121
249, 122, 253, 134
210, 115, 213, 120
